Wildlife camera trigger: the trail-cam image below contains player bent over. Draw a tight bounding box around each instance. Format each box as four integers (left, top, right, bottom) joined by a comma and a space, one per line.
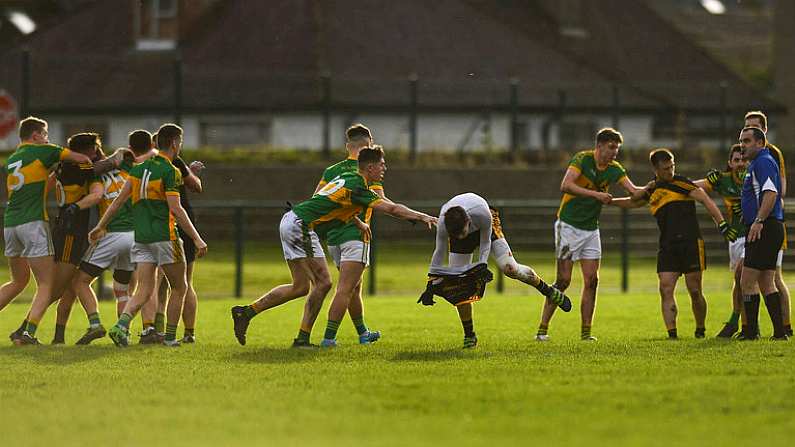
693, 144, 749, 338
419, 193, 572, 349
90, 124, 207, 347
612, 149, 736, 339
232, 147, 436, 347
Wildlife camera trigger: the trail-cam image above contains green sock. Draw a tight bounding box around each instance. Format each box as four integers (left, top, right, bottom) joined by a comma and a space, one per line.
727, 311, 740, 326
243, 305, 258, 319
53, 323, 66, 341
324, 320, 341, 341
154, 312, 165, 333
352, 316, 368, 335
537, 324, 548, 336
296, 329, 311, 343
118, 313, 133, 330
87, 312, 101, 328
165, 323, 178, 342
25, 320, 39, 336
184, 327, 195, 337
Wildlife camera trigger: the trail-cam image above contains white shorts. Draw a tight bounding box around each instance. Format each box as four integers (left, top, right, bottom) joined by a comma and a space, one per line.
777, 249, 783, 268
554, 220, 601, 261
728, 237, 745, 270
3, 220, 53, 258
279, 211, 325, 261
328, 240, 370, 267
131, 239, 185, 266
83, 231, 134, 271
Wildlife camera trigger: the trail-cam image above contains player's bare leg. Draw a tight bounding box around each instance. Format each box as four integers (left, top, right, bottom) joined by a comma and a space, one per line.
180, 261, 198, 342
22, 261, 75, 341
139, 271, 161, 343
346, 277, 380, 344
71, 270, 108, 345
14, 256, 55, 345
718, 262, 745, 338
658, 272, 680, 339
579, 259, 600, 340
160, 261, 187, 346
108, 263, 157, 347
536, 258, 573, 341
775, 267, 792, 336
295, 258, 332, 346
52, 284, 78, 344
684, 271, 707, 338
456, 302, 477, 348
321, 260, 366, 347
0, 257, 30, 312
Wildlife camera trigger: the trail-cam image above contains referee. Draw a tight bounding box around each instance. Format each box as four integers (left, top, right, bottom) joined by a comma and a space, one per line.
739, 127, 788, 340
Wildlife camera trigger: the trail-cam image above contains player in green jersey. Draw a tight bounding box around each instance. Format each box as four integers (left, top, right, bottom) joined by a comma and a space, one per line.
744, 111, 792, 337
317, 124, 384, 344
1, 117, 95, 345
231, 147, 436, 347
90, 124, 207, 347
694, 144, 750, 338
536, 128, 644, 342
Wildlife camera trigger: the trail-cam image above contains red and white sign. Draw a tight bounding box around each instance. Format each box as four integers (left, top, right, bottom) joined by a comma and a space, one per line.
0, 90, 19, 140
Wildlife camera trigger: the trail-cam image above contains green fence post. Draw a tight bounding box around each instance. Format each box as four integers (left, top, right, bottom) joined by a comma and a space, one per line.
621, 207, 629, 292
368, 215, 377, 296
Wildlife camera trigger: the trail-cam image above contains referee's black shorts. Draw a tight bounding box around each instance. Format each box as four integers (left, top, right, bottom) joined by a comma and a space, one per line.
177, 225, 197, 264
657, 238, 705, 274
744, 218, 784, 271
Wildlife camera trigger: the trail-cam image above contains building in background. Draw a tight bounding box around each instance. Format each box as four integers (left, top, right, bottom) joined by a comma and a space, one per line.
0, 0, 783, 152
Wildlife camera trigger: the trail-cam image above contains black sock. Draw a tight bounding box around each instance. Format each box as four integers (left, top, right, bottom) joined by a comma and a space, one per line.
667, 328, 678, 339
763, 292, 785, 338
535, 279, 552, 296
53, 324, 66, 341
694, 327, 705, 338
461, 319, 475, 338
743, 294, 761, 336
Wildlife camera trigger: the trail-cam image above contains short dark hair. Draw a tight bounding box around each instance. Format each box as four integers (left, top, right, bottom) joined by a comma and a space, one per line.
729, 144, 743, 159
18, 116, 47, 141
67, 132, 100, 154
129, 129, 153, 155
741, 126, 766, 145
595, 128, 623, 145
346, 124, 372, 143
443, 206, 469, 238
357, 146, 384, 168
156, 123, 183, 150
649, 148, 674, 167
744, 110, 767, 129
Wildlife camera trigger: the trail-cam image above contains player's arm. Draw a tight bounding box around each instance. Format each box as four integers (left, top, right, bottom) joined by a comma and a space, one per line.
560, 167, 611, 204
183, 170, 202, 193
689, 187, 737, 242
166, 194, 207, 257
63, 150, 92, 165
371, 201, 437, 229
475, 211, 493, 265
429, 219, 450, 269
618, 176, 644, 195
93, 148, 133, 175
610, 197, 646, 209
747, 190, 779, 242
75, 182, 103, 209
89, 180, 132, 242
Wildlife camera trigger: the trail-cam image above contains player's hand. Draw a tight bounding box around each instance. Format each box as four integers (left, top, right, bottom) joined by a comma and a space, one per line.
706, 169, 721, 186
111, 148, 134, 167
88, 226, 106, 244
194, 238, 208, 258
747, 222, 763, 242
354, 220, 372, 241
718, 220, 738, 242
189, 160, 205, 176
421, 214, 438, 229
594, 192, 612, 204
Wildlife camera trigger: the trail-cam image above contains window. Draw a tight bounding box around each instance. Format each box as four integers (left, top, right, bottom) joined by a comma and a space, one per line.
200, 121, 272, 147
134, 0, 178, 51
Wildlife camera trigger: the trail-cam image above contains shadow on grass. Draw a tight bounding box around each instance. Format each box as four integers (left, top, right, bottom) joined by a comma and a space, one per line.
229, 346, 321, 364
390, 348, 482, 362
0, 344, 118, 365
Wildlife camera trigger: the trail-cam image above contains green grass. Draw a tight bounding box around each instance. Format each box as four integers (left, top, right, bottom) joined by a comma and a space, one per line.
0, 247, 793, 446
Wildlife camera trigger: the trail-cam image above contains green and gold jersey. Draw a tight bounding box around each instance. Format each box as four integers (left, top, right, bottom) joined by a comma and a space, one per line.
319, 158, 384, 245
293, 170, 382, 239
128, 155, 182, 243
4, 143, 71, 227
100, 159, 134, 233
557, 150, 627, 231
705, 169, 747, 237
645, 174, 701, 244
767, 142, 786, 189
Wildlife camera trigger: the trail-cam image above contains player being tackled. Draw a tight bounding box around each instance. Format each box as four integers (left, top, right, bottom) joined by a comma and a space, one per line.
420, 193, 571, 349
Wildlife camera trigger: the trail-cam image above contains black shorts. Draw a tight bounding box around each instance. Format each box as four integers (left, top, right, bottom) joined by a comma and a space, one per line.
449, 208, 505, 254
53, 226, 89, 266
744, 219, 784, 271
177, 225, 196, 264
657, 239, 705, 274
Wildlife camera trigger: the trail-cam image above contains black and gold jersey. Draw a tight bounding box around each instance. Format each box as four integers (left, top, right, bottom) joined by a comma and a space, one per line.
54, 161, 100, 234
646, 174, 701, 244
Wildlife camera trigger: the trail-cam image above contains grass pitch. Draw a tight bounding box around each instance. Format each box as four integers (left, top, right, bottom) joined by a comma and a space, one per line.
0, 246, 793, 446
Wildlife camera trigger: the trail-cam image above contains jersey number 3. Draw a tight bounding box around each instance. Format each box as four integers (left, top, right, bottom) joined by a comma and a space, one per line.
7, 160, 25, 192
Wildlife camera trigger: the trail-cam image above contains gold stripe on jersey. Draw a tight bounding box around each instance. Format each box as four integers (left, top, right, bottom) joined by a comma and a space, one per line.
557, 175, 601, 215
648, 186, 694, 216
670, 179, 696, 192
7, 159, 50, 195
169, 212, 178, 241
